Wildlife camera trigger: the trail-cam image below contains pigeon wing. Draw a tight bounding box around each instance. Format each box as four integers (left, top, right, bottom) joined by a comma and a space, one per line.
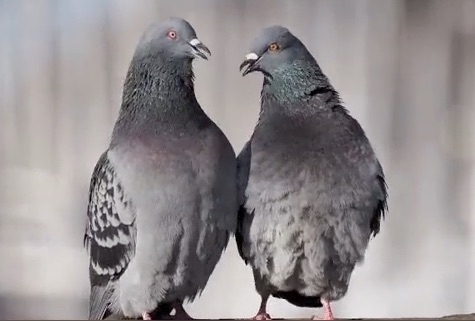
84, 151, 136, 319
235, 140, 252, 264
370, 164, 388, 237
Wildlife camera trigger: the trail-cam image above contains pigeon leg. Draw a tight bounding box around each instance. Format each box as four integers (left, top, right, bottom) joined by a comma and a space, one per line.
311, 298, 334, 320
142, 312, 152, 320
251, 295, 272, 320
172, 301, 193, 320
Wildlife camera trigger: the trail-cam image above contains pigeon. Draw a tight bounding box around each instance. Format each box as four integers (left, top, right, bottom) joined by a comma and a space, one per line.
236, 26, 388, 320
83, 17, 237, 320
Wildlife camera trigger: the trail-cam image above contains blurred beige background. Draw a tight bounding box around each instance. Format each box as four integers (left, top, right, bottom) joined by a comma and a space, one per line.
0, 0, 475, 319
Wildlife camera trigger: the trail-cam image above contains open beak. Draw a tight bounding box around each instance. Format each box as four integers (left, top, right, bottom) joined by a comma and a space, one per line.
239, 53, 260, 76
189, 38, 211, 60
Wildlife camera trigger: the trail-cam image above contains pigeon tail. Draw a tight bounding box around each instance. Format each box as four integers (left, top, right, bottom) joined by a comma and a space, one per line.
272, 290, 323, 308
148, 303, 173, 319
89, 284, 114, 320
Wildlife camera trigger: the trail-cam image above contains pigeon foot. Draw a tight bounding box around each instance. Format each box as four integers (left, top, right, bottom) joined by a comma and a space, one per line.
311, 298, 334, 320
311, 316, 334, 320
142, 312, 152, 320
251, 295, 272, 320
251, 312, 272, 320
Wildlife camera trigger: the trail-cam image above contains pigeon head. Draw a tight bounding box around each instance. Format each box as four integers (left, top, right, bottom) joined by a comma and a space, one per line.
114, 17, 211, 139
239, 25, 314, 79
135, 17, 211, 62
239, 25, 336, 104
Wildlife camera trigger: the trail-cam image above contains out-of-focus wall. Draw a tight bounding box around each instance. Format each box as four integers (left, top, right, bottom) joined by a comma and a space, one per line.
0, 0, 474, 319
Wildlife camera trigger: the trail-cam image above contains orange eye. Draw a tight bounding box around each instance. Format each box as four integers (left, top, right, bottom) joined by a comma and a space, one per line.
167, 30, 177, 39
268, 42, 279, 51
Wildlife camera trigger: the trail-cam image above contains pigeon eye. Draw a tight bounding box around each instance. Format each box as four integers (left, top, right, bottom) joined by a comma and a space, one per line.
167, 30, 177, 39
268, 42, 280, 52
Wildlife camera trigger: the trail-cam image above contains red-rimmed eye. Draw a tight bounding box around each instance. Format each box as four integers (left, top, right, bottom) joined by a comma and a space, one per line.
167, 30, 177, 39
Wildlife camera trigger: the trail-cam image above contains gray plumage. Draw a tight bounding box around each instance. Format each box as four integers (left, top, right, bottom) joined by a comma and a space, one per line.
236, 26, 388, 316
84, 17, 237, 320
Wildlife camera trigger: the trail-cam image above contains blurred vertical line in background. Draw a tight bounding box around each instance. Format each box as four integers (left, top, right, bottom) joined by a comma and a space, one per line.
50, 0, 60, 172
19, 0, 53, 171
0, 1, 14, 164
6, 1, 22, 164
101, 0, 114, 126
387, 2, 454, 314
453, 0, 475, 309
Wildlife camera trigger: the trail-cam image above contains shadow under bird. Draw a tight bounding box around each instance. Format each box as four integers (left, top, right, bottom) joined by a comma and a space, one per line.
83, 17, 237, 320
236, 26, 388, 320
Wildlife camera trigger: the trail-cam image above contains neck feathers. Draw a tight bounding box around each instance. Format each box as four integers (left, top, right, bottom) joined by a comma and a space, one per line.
120, 54, 195, 113
110, 54, 199, 146
260, 59, 341, 118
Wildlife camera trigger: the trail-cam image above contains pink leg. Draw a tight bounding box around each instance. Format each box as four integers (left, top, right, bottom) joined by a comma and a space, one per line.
142, 312, 152, 320
173, 302, 193, 320
311, 298, 334, 320
251, 295, 272, 320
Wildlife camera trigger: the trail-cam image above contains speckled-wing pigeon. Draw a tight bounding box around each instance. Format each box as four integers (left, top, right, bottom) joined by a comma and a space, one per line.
83, 17, 237, 320
236, 26, 388, 320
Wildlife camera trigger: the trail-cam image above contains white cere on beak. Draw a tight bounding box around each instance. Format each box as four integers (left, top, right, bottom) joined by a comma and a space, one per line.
189, 38, 201, 47
245, 53, 259, 61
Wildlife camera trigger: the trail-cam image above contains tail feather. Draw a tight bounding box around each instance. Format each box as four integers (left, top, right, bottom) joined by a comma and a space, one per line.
149, 303, 173, 319
272, 290, 322, 308
89, 284, 114, 320
89, 284, 173, 320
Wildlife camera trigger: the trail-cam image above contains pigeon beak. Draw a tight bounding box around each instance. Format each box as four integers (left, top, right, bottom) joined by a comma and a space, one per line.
189, 39, 211, 60
239, 53, 260, 76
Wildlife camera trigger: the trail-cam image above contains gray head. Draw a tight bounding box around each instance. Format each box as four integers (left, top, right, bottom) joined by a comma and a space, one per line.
239, 25, 338, 106
112, 18, 211, 144
239, 25, 316, 78
134, 17, 211, 62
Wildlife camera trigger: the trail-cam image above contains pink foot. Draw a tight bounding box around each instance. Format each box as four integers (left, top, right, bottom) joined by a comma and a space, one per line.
252, 312, 272, 320
250, 295, 272, 320
311, 298, 334, 320
311, 316, 334, 320
142, 312, 152, 320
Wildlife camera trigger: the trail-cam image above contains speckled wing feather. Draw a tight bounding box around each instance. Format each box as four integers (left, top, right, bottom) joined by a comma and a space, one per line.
84, 151, 136, 320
